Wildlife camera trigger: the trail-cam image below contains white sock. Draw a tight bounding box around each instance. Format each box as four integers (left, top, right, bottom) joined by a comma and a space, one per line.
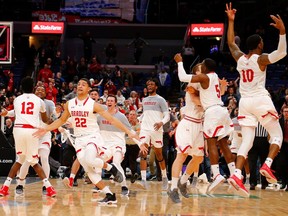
70, 174, 75, 179
43, 178, 52, 188
106, 164, 112, 171
102, 186, 112, 195
227, 162, 236, 176
161, 169, 167, 178
3, 177, 13, 187
171, 177, 179, 190
141, 170, 147, 181
234, 169, 242, 179
265, 158, 273, 168
180, 172, 190, 185
211, 164, 220, 178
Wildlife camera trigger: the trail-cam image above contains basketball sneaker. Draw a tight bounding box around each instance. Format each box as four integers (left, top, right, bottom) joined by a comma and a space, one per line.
228, 174, 249, 198
130, 173, 139, 183
121, 186, 129, 196
46, 186, 57, 198
206, 174, 225, 194
63, 177, 73, 189
260, 163, 277, 184
177, 180, 189, 198
109, 164, 124, 183
92, 186, 101, 193
0, 186, 9, 196
15, 185, 24, 195
98, 193, 117, 205
162, 177, 169, 191
167, 188, 181, 203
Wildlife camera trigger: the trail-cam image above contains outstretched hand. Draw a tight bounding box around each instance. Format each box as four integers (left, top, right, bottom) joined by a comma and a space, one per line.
225, 2, 237, 21
270, 14, 286, 34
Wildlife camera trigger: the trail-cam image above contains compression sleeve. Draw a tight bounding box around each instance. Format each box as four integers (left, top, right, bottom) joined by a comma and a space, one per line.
177, 62, 193, 83
268, 34, 287, 63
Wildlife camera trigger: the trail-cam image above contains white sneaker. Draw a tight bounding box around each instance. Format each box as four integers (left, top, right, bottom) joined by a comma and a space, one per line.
206, 174, 225, 194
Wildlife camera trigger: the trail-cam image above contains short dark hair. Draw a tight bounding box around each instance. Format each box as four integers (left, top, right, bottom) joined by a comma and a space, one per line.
79, 78, 91, 87
107, 94, 117, 103
203, 58, 217, 72
246, 34, 261, 51
89, 88, 99, 94
21, 76, 34, 93
146, 78, 159, 87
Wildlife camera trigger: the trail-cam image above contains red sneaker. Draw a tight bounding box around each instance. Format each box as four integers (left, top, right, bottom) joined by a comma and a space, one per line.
46, 186, 57, 198
0, 185, 9, 197
228, 175, 249, 198
260, 163, 277, 184
63, 177, 73, 189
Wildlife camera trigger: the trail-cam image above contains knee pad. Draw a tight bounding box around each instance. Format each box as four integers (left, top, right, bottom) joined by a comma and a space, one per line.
237, 127, 255, 158
262, 120, 283, 147
85, 157, 104, 169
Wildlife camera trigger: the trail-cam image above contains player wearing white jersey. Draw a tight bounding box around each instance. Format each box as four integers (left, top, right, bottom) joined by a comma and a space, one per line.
168, 64, 204, 203
0, 77, 56, 197
33, 78, 138, 204
175, 54, 235, 194
226, 2, 286, 197
98, 95, 131, 196
138, 78, 170, 190
14, 85, 56, 195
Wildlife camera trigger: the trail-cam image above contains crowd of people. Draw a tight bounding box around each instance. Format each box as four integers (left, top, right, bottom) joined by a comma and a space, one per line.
0, 2, 287, 206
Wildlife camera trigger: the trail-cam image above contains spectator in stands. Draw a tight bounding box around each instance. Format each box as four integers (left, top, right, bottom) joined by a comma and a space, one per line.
128, 91, 141, 110
116, 90, 126, 105
37, 64, 53, 84
4, 118, 14, 147
222, 86, 239, 107
127, 32, 149, 65
65, 58, 78, 82
104, 79, 117, 95
78, 31, 96, 62
76, 57, 88, 79
181, 40, 196, 72
158, 69, 171, 99
114, 65, 123, 89
64, 85, 77, 101
88, 56, 102, 80
51, 51, 62, 74
100, 89, 109, 103
121, 80, 132, 99
6, 72, 14, 97
105, 40, 117, 64
274, 105, 288, 190
122, 68, 133, 87
45, 81, 58, 104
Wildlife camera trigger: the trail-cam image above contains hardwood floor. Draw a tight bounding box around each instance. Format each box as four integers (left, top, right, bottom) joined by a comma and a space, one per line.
0, 177, 287, 216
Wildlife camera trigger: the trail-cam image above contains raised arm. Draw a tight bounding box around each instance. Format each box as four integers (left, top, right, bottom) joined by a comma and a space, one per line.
225, 2, 244, 62
258, 14, 286, 66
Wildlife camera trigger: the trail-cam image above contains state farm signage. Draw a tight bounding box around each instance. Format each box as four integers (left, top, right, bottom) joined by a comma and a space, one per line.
32, 22, 64, 34
191, 23, 224, 36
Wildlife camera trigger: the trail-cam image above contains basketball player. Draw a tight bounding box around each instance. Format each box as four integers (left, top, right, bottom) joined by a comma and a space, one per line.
97, 94, 131, 196
225, 2, 286, 197
138, 78, 170, 190
0, 76, 56, 197
33, 78, 138, 204
15, 85, 56, 195
174, 54, 235, 194
168, 64, 204, 203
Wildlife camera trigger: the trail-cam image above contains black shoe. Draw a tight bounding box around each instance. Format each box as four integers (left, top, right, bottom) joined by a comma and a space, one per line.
121, 186, 129, 196
42, 186, 47, 195
130, 173, 139, 183
73, 181, 78, 187
261, 184, 268, 190
285, 187, 288, 192
15, 185, 24, 195
109, 164, 123, 183
98, 193, 117, 204
250, 184, 256, 190
280, 184, 286, 190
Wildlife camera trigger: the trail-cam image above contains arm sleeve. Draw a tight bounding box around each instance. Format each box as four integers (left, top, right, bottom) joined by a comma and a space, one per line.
268, 34, 287, 63
161, 111, 170, 125
177, 62, 193, 83
6, 110, 15, 117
